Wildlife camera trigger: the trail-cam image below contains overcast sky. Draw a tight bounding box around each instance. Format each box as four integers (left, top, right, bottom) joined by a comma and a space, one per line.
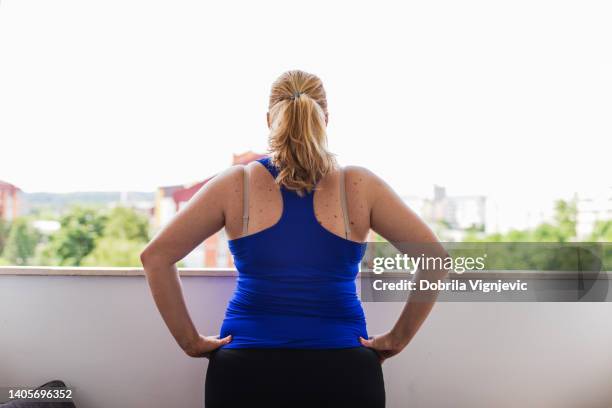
1, 0, 610, 220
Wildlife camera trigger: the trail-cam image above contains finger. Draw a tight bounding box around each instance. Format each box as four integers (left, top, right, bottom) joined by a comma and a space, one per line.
210, 334, 232, 346
359, 336, 374, 348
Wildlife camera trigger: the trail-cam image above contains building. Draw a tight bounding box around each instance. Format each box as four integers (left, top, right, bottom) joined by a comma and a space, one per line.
154, 151, 267, 267
425, 185, 486, 231
404, 185, 487, 241
0, 180, 21, 221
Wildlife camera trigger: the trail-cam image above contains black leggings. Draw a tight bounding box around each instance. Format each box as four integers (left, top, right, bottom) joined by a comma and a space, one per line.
205, 346, 385, 408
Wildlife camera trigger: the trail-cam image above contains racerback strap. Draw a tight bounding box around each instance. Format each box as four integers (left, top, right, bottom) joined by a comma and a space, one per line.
339, 167, 351, 240
244, 158, 350, 240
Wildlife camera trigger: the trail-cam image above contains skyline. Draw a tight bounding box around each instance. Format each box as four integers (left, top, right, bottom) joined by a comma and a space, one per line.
1, 0, 610, 208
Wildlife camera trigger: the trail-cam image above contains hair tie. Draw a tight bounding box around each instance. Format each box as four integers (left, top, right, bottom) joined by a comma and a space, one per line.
291, 91, 302, 100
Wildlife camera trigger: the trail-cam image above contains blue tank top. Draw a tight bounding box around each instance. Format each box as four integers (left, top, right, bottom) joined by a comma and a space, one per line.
219, 156, 369, 349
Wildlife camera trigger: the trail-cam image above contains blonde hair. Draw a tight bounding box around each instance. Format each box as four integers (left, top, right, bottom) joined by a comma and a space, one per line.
267, 70, 337, 196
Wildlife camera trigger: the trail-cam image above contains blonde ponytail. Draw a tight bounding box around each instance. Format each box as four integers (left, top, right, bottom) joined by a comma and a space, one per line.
267, 70, 337, 196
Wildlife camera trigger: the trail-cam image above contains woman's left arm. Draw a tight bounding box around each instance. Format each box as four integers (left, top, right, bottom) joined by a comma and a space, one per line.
140, 166, 243, 357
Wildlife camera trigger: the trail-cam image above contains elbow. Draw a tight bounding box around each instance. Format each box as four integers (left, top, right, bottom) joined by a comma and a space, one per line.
140, 245, 157, 270
140, 245, 173, 273
139, 248, 150, 271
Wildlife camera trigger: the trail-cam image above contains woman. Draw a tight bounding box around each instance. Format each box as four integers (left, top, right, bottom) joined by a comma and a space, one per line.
140, 70, 447, 407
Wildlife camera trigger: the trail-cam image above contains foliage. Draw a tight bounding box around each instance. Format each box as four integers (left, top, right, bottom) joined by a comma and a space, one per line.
45, 206, 107, 266
589, 220, 612, 242
0, 218, 10, 255
1, 217, 41, 265
589, 220, 612, 271
102, 206, 149, 242
81, 237, 147, 267
464, 199, 579, 243
39, 205, 150, 267
459, 198, 612, 271
553, 199, 577, 241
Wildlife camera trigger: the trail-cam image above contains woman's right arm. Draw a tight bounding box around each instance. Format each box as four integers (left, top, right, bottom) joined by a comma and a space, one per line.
140, 166, 243, 357
356, 167, 450, 363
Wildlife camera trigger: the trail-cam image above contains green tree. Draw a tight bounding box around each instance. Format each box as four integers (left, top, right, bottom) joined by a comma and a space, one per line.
531, 222, 564, 242
553, 199, 577, 242
589, 220, 612, 271
41, 205, 150, 267
80, 206, 150, 267
505, 229, 533, 242
2, 217, 41, 265
464, 198, 579, 243
47, 206, 107, 266
589, 220, 612, 242
0, 218, 10, 255
103, 206, 149, 242
81, 237, 146, 267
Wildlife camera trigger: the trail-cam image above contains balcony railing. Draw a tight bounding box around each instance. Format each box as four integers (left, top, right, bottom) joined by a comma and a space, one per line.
1, 267, 612, 407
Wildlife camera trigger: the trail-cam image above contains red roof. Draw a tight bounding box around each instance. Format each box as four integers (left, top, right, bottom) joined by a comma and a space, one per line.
172, 177, 213, 204
0, 180, 21, 192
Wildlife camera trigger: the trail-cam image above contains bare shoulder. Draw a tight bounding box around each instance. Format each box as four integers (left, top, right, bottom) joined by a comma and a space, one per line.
184, 164, 248, 213
343, 165, 391, 203
211, 159, 271, 193
206, 160, 274, 209
196, 164, 242, 194
216, 163, 246, 183
343, 165, 386, 185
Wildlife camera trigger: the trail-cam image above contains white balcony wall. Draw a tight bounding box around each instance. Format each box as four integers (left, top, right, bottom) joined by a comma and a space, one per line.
1, 269, 611, 408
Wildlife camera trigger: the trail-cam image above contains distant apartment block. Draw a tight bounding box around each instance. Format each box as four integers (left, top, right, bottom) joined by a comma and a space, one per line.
426, 185, 486, 230
0, 180, 21, 221
403, 185, 486, 240
154, 151, 266, 268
